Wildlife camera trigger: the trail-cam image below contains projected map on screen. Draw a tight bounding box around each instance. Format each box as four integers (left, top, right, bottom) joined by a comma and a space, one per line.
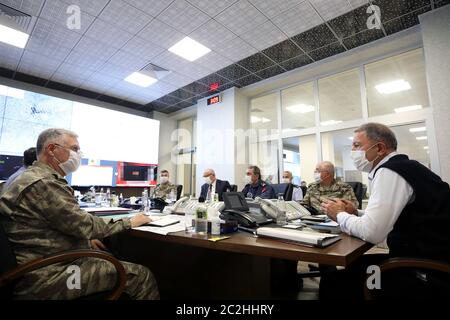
0, 85, 159, 186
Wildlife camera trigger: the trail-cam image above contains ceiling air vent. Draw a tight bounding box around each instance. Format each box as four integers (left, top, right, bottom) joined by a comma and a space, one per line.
0, 4, 35, 34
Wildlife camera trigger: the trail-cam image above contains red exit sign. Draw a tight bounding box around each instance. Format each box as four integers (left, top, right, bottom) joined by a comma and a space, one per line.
207, 95, 221, 105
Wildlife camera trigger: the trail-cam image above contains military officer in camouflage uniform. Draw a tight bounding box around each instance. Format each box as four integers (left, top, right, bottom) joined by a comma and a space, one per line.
0, 128, 159, 300
153, 170, 176, 200
301, 161, 358, 214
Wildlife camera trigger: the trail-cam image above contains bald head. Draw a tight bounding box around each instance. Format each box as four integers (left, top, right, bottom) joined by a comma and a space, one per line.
203, 168, 216, 183
315, 161, 335, 186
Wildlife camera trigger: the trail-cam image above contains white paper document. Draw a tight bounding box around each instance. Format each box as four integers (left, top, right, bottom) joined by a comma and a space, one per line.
133, 215, 185, 235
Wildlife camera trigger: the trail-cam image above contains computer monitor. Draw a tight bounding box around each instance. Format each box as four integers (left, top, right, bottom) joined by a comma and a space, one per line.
0, 154, 23, 180
222, 192, 249, 211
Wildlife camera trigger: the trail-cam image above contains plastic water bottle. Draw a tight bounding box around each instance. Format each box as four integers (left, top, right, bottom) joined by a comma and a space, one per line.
106, 188, 111, 207
142, 189, 149, 213
169, 189, 176, 204
276, 194, 287, 226
194, 203, 208, 234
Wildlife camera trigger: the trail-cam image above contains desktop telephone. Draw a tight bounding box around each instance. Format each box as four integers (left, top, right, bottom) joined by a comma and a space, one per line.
163, 196, 225, 214
221, 192, 273, 228
220, 210, 272, 228
255, 197, 311, 221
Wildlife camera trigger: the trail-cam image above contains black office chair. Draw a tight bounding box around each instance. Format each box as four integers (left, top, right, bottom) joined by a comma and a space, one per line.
229, 184, 237, 192
300, 186, 307, 197
0, 222, 127, 300
176, 185, 183, 200
271, 183, 289, 197
364, 258, 450, 300
346, 181, 364, 209
283, 183, 294, 201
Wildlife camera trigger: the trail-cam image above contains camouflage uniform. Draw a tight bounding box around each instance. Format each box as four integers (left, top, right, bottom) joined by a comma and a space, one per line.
0, 161, 159, 300
301, 180, 358, 214
153, 182, 176, 200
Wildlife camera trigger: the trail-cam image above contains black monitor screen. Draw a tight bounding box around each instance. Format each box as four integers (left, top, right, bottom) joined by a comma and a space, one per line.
223, 192, 249, 211
123, 165, 148, 181
0, 154, 23, 180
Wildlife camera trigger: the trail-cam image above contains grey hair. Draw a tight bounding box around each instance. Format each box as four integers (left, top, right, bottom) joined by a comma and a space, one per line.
204, 168, 216, 176
355, 123, 397, 150
36, 128, 78, 155
319, 161, 335, 175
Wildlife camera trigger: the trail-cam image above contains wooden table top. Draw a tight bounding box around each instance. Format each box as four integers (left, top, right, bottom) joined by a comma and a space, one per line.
126, 228, 373, 266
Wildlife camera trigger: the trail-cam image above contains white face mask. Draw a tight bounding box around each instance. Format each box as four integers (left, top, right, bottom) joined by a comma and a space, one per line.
282, 178, 290, 184
351, 143, 379, 173
204, 176, 212, 185
244, 175, 252, 184
313, 172, 322, 183
54, 149, 82, 176
160, 176, 169, 184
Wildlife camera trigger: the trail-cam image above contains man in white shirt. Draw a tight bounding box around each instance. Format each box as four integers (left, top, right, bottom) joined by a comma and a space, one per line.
281, 170, 303, 201
320, 122, 450, 299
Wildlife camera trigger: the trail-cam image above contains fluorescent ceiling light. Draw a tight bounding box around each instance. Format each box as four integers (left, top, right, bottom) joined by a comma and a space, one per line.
0, 85, 24, 99
394, 105, 422, 113
124, 72, 157, 87
0, 24, 29, 48
251, 116, 261, 123
416, 136, 427, 140
409, 126, 426, 133
262, 117, 271, 123
423, 146, 429, 150
320, 120, 343, 126
348, 136, 354, 140
286, 104, 315, 113
168, 37, 211, 62
376, 79, 411, 94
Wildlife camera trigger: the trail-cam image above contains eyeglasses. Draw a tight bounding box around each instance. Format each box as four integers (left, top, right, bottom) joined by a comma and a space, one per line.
55, 143, 83, 156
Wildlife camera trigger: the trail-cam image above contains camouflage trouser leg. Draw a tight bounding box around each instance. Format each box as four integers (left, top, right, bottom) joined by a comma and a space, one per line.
74, 257, 159, 300
16, 257, 159, 300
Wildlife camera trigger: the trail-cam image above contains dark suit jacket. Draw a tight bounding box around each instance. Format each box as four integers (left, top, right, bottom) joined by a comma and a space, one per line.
200, 179, 231, 201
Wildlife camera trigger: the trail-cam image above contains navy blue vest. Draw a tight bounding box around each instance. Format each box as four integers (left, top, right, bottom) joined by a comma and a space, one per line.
374, 154, 450, 262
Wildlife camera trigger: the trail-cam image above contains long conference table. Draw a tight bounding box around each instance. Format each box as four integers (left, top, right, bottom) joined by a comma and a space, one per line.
112, 227, 373, 299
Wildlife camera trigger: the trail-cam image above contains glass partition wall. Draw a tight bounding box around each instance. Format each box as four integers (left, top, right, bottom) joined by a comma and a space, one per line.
248, 48, 437, 184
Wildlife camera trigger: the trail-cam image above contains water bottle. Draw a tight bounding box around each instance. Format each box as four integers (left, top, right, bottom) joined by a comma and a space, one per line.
194, 203, 208, 234
119, 193, 124, 205
106, 188, 111, 207
142, 189, 149, 213
169, 189, 176, 204
276, 194, 287, 226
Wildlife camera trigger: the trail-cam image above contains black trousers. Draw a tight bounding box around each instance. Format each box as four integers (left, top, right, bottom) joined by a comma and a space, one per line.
319, 254, 450, 300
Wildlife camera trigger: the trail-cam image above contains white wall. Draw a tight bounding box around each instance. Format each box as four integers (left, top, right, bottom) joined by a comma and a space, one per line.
153, 111, 177, 181
195, 88, 237, 195
420, 5, 450, 183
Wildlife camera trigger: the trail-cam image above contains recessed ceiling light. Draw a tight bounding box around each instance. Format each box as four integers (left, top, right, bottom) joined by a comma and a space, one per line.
409, 126, 426, 133
262, 117, 271, 123
376, 79, 411, 94
124, 72, 157, 87
0, 24, 29, 48
320, 120, 343, 126
286, 104, 315, 113
348, 136, 353, 141
168, 37, 211, 62
423, 146, 429, 150
251, 116, 261, 123
416, 136, 427, 140
394, 105, 422, 113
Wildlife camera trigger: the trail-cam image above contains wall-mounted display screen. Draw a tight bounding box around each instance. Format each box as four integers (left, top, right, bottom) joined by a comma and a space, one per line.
0, 85, 160, 186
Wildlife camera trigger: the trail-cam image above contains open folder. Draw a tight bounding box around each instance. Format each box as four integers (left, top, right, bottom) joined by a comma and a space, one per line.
145, 216, 180, 227
256, 227, 340, 248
